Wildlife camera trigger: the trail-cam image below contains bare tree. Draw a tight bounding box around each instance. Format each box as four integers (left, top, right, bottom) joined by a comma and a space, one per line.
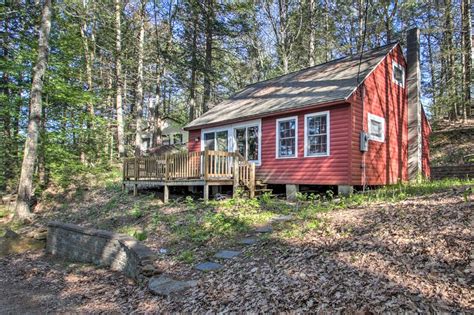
134, 0, 146, 155
263, 0, 303, 74
115, 0, 125, 157
15, 0, 52, 220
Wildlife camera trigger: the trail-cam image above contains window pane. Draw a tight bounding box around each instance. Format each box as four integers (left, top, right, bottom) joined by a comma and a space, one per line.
204, 132, 215, 150
235, 128, 246, 157
278, 119, 296, 157
248, 126, 258, 160
307, 114, 328, 155
216, 131, 228, 151
370, 120, 382, 137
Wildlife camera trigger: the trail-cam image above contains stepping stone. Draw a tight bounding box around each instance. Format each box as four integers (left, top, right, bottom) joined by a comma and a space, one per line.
255, 225, 273, 233
239, 237, 257, 245
214, 250, 241, 259
195, 261, 223, 272
148, 275, 198, 296
271, 214, 293, 222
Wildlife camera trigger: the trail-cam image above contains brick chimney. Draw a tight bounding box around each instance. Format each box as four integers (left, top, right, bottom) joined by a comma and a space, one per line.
407, 28, 422, 180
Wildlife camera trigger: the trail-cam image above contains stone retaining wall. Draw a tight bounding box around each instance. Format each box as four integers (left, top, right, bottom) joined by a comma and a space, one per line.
431, 164, 474, 180
46, 222, 157, 283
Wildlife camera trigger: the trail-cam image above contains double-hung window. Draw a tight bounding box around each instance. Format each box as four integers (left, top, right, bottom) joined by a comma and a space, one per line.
304, 111, 330, 157
234, 125, 259, 162
276, 117, 297, 158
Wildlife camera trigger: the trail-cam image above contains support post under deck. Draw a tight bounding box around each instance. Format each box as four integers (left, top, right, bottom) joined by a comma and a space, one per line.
203, 183, 209, 202
163, 185, 169, 203
233, 157, 239, 198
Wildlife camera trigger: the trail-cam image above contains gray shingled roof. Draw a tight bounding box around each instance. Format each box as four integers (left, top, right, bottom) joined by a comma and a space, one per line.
185, 43, 399, 129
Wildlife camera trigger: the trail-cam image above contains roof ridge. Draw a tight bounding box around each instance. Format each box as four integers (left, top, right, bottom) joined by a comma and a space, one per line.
240, 41, 399, 91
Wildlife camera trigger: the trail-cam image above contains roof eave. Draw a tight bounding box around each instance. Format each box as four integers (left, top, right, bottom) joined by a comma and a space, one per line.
183, 98, 348, 130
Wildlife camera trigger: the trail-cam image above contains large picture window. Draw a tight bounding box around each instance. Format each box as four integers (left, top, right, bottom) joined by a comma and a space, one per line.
201, 119, 261, 165
234, 125, 259, 161
276, 117, 297, 158
304, 111, 329, 157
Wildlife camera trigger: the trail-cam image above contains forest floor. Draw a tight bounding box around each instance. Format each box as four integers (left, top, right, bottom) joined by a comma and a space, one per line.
0, 175, 473, 312
430, 118, 474, 166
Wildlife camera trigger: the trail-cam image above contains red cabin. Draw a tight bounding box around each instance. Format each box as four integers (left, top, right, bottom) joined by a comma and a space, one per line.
185, 29, 430, 198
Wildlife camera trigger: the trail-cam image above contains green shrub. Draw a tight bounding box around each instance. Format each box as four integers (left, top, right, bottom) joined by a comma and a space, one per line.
177, 250, 195, 264
131, 229, 147, 241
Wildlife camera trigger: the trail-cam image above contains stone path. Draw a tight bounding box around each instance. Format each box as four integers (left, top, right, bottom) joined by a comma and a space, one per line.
149, 213, 291, 296
148, 275, 198, 296
195, 262, 223, 272
214, 250, 240, 259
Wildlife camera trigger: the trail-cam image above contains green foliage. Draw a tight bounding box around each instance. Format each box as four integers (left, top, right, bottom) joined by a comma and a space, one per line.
177, 250, 195, 264
0, 206, 9, 219
130, 202, 144, 219
129, 229, 147, 241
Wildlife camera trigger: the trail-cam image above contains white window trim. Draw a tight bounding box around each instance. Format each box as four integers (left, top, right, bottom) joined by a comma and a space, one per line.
368, 113, 385, 142
392, 61, 405, 88
304, 111, 330, 157
201, 119, 262, 165
275, 116, 298, 159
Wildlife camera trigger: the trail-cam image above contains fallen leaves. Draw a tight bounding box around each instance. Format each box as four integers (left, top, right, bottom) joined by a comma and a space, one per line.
0, 190, 472, 312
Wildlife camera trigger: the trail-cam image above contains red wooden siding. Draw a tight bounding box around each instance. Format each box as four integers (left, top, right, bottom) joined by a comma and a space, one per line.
421, 109, 431, 177
349, 44, 408, 185
257, 104, 351, 185
187, 129, 201, 152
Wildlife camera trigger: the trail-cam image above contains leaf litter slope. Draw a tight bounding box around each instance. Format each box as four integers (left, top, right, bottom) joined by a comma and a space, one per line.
0, 188, 472, 312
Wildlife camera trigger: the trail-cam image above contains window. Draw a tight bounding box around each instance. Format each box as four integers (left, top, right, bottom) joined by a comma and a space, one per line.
173, 133, 183, 144
304, 111, 329, 157
392, 62, 405, 87
368, 113, 385, 142
234, 125, 259, 161
203, 130, 228, 151
201, 120, 261, 164
162, 135, 170, 145
276, 117, 297, 158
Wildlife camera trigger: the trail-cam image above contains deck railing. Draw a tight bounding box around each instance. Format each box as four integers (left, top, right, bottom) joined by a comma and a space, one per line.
123, 149, 255, 192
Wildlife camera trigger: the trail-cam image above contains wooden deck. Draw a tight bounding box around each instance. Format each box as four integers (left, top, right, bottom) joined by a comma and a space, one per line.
122, 149, 256, 202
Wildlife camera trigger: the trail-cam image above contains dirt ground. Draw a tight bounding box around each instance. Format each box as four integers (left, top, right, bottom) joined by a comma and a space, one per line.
0, 189, 472, 313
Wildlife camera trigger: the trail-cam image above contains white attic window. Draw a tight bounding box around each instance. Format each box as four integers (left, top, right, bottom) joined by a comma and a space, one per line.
392, 62, 405, 87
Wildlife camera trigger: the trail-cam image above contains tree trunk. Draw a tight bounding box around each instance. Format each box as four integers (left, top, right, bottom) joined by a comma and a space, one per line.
308, 0, 315, 66
15, 0, 52, 220
189, 6, 198, 120
444, 0, 456, 120
461, 0, 472, 119
134, 0, 146, 155
202, 0, 214, 114
115, 0, 125, 157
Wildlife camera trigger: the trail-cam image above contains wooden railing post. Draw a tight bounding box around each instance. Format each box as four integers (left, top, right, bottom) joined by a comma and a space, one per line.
134, 158, 139, 180
164, 153, 169, 181
249, 162, 256, 198
233, 153, 239, 197
203, 148, 209, 180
